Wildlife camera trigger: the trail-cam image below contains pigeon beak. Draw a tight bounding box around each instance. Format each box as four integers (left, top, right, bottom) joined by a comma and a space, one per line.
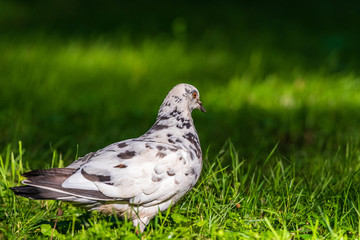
197, 100, 206, 113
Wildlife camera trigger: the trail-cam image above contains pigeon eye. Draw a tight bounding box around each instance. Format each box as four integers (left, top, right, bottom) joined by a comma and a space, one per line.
192, 92, 197, 98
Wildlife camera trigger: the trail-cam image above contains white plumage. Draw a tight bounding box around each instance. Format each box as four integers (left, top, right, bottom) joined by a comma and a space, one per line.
11, 83, 205, 232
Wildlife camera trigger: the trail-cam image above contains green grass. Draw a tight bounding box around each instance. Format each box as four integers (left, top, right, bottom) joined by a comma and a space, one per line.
1, 1, 360, 238
2, 140, 360, 239
1, 34, 360, 159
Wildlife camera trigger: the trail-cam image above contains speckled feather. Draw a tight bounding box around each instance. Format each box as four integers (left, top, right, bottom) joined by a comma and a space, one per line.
11, 83, 205, 232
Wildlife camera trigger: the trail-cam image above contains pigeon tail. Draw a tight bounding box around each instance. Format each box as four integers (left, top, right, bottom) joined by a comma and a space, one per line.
11, 168, 113, 202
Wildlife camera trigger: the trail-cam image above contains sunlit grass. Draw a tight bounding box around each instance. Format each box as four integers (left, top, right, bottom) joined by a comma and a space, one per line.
207, 74, 360, 111
1, 34, 359, 159
2, 141, 360, 239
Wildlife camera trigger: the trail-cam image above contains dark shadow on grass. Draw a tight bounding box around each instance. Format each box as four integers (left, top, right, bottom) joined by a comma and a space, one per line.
35, 212, 129, 235
1, 0, 360, 73
197, 103, 360, 162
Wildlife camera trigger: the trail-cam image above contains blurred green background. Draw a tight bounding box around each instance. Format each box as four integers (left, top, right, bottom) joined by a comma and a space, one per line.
1, 0, 360, 168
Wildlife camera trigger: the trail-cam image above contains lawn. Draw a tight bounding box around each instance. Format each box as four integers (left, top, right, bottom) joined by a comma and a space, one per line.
1, 1, 360, 239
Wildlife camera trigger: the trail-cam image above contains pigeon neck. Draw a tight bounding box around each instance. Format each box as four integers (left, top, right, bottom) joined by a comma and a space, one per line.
142, 104, 196, 139
140, 104, 202, 161
158, 105, 193, 128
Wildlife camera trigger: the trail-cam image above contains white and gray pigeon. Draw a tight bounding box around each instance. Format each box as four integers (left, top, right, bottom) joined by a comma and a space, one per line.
11, 83, 206, 232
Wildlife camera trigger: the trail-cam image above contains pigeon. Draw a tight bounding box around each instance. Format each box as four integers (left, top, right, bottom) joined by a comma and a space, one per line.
11, 83, 206, 232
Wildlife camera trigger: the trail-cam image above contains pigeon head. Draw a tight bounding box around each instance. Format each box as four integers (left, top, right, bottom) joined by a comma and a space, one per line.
184, 84, 206, 113
163, 83, 206, 114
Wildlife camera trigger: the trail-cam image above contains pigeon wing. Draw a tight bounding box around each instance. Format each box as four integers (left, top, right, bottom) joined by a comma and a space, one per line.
61, 140, 195, 206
